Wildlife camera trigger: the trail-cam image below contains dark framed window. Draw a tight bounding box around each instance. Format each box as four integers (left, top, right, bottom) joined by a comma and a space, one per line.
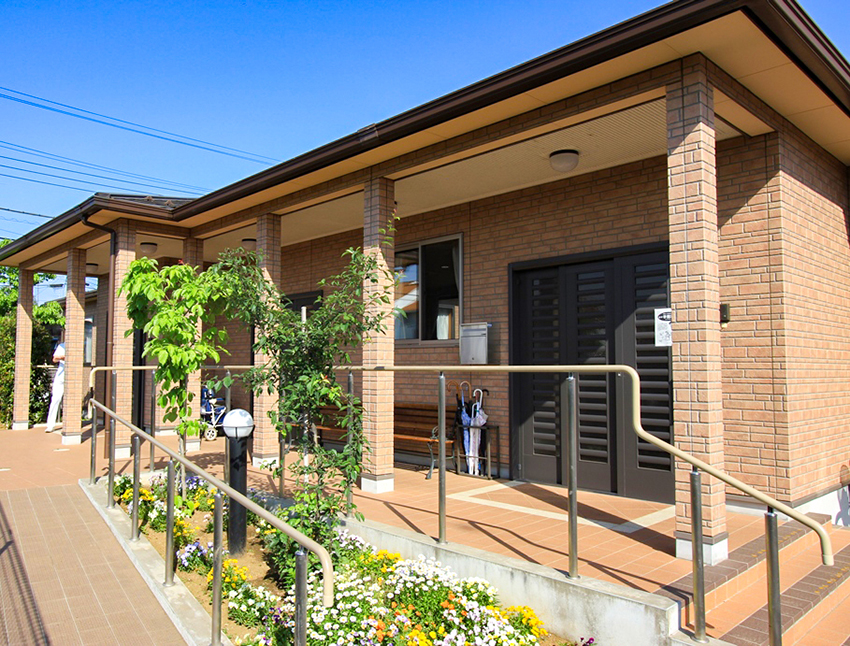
395, 236, 461, 342
285, 290, 323, 317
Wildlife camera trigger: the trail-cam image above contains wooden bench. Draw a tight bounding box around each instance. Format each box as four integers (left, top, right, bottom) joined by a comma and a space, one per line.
313, 403, 458, 479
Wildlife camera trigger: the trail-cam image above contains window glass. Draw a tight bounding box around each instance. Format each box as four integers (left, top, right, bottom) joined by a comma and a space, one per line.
394, 249, 419, 340
84, 320, 93, 365
395, 238, 460, 341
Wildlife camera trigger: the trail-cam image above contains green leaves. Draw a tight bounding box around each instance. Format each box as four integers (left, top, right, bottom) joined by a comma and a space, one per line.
215, 244, 395, 530
120, 257, 232, 437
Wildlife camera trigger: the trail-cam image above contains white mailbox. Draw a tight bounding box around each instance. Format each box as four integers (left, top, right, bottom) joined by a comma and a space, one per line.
460, 322, 490, 364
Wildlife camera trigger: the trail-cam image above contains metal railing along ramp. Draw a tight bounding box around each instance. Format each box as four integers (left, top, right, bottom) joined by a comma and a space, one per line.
89, 363, 832, 646
87, 394, 333, 646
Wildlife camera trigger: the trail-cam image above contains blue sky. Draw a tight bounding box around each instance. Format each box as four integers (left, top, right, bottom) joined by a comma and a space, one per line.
1, 0, 848, 242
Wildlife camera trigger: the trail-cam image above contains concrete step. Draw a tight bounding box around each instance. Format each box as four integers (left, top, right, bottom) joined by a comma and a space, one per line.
656, 513, 831, 637
720, 539, 850, 645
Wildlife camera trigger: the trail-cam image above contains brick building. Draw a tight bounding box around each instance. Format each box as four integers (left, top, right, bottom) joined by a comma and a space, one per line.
2, 0, 849, 564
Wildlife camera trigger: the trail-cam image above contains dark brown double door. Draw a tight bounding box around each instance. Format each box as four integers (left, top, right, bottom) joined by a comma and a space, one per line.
512, 249, 674, 503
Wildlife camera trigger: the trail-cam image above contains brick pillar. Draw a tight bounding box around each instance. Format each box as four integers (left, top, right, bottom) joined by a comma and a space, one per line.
62, 249, 86, 444
183, 237, 204, 452
361, 176, 395, 494
94, 277, 109, 411
668, 55, 727, 564
251, 213, 281, 464
112, 220, 136, 458
12, 270, 34, 429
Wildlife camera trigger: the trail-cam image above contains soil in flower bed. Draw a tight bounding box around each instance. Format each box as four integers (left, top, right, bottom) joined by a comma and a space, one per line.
142, 510, 578, 645
144, 513, 280, 643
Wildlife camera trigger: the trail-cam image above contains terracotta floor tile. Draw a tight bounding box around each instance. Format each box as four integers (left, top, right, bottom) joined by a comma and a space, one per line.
4, 426, 848, 644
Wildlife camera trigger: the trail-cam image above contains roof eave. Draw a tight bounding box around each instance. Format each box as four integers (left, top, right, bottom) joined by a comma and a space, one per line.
174, 0, 850, 221
0, 194, 176, 265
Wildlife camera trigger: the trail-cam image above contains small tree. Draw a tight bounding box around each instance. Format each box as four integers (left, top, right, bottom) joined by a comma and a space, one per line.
121, 258, 231, 475
214, 243, 396, 581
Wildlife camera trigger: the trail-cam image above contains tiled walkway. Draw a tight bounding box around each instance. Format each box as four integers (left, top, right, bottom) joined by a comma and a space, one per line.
0, 485, 183, 645
3, 425, 850, 644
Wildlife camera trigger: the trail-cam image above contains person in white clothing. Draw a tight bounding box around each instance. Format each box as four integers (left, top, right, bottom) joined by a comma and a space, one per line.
45, 341, 65, 433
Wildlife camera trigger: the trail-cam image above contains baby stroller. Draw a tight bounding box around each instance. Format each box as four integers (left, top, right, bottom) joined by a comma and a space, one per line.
200, 386, 227, 441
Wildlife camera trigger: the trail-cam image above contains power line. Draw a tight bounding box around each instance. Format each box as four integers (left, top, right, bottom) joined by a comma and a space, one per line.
0, 140, 211, 192
0, 171, 167, 195
0, 162, 199, 196
0, 206, 51, 219
1, 214, 50, 225
0, 154, 203, 196
0, 87, 280, 165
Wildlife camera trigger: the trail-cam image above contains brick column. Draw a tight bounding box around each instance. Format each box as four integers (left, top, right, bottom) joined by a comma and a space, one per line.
183, 237, 204, 452
668, 55, 727, 564
12, 270, 34, 429
94, 277, 109, 412
62, 249, 86, 444
112, 220, 136, 458
361, 176, 395, 494
251, 213, 281, 464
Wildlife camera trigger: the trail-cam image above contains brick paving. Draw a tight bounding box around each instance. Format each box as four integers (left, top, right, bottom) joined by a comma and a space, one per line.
0, 484, 183, 646
2, 425, 850, 644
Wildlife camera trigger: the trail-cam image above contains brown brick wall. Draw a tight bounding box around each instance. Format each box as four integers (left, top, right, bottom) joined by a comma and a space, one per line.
13, 270, 34, 427
776, 128, 850, 503
667, 58, 725, 540
717, 133, 789, 498
64, 249, 87, 438
112, 220, 136, 449
275, 158, 670, 472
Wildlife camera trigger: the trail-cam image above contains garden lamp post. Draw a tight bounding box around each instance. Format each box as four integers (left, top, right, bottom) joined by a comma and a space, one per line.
222, 409, 254, 555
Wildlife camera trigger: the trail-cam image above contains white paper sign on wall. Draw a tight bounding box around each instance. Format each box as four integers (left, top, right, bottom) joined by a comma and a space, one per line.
655, 308, 673, 347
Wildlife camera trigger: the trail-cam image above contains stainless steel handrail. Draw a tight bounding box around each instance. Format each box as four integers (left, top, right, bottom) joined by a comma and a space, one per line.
91, 361, 833, 646
88, 397, 335, 607
347, 363, 832, 646
344, 363, 834, 566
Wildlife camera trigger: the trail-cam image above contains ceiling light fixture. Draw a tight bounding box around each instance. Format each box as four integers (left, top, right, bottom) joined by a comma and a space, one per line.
549, 149, 580, 173
85, 263, 98, 274
139, 241, 158, 256
241, 238, 257, 252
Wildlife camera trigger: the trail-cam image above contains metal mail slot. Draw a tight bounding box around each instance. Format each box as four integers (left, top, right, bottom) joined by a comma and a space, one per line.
460, 322, 489, 364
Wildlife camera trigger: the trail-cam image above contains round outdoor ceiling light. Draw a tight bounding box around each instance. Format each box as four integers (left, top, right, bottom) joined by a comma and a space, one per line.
139, 241, 158, 256
241, 238, 257, 251
85, 263, 98, 274
549, 149, 580, 172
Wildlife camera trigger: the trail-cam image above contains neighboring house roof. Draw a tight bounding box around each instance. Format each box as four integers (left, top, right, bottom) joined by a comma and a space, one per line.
1, 0, 848, 271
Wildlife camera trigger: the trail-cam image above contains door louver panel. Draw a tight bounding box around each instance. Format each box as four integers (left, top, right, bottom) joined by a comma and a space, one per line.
632, 262, 673, 472
528, 274, 560, 459
515, 249, 673, 502
574, 270, 612, 466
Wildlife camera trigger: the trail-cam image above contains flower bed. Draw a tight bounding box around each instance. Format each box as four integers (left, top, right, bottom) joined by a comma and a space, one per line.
113, 474, 595, 646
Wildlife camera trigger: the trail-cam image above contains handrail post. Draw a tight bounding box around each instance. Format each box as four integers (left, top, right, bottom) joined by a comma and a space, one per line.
211, 492, 223, 646
131, 435, 141, 542
107, 409, 116, 508
295, 548, 308, 646
346, 370, 354, 516
149, 378, 156, 472
179, 428, 187, 495
164, 460, 175, 587
690, 468, 708, 643
278, 431, 285, 498
564, 373, 579, 579
766, 506, 782, 646
438, 371, 447, 545
89, 392, 97, 485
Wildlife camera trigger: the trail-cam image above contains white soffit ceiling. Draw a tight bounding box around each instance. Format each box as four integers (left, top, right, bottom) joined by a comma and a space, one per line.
204, 224, 258, 263
395, 99, 739, 218
278, 193, 364, 245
